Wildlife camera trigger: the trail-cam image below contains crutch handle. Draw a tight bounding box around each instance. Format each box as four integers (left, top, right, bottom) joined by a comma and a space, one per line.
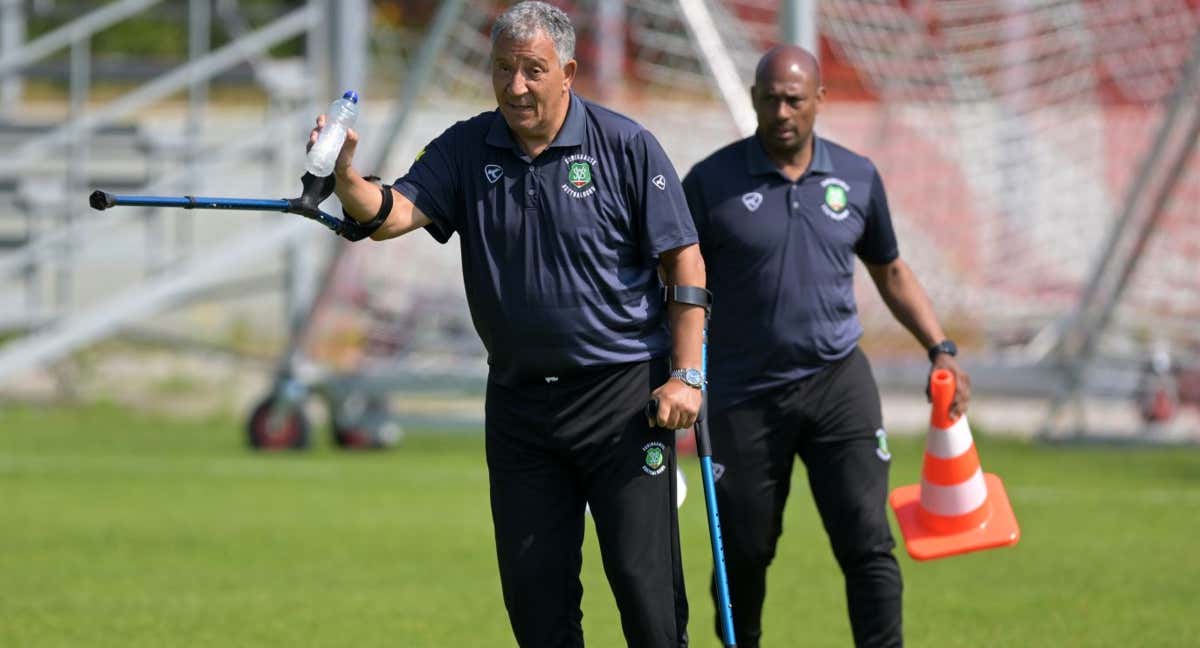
644, 398, 660, 421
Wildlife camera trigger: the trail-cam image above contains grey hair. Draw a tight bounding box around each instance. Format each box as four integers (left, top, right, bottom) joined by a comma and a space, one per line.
491, 1, 576, 66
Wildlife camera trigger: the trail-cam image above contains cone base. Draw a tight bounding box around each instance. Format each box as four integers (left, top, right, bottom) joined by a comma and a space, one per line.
889, 473, 1020, 561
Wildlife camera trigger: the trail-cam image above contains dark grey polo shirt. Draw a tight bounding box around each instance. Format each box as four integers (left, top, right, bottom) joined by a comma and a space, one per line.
393, 93, 697, 384
682, 135, 899, 411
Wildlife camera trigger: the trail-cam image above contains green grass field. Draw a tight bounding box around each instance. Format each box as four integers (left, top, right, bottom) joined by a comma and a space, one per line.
2, 403, 1199, 647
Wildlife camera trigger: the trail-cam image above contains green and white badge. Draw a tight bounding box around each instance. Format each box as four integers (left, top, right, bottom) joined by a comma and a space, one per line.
821, 178, 851, 221
642, 441, 667, 476
562, 154, 598, 198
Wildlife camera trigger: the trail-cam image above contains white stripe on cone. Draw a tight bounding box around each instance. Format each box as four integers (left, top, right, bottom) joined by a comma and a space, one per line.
919, 468, 989, 516
926, 415, 974, 458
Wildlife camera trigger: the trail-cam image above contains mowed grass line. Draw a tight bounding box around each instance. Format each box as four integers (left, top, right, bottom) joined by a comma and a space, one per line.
2, 404, 1199, 647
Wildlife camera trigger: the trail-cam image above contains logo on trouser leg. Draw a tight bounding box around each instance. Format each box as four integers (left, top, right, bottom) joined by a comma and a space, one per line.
642, 442, 667, 475
875, 428, 892, 462
711, 462, 726, 482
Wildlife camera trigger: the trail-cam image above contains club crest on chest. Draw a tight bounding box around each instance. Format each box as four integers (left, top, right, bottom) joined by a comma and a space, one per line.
820, 177, 851, 221
561, 153, 599, 198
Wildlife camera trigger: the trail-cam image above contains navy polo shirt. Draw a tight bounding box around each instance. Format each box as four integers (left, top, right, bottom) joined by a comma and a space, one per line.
393, 93, 697, 384
682, 135, 899, 411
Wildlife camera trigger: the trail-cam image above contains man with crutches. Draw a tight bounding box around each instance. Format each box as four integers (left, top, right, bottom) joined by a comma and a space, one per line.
313, 4, 706, 646
91, 3, 740, 643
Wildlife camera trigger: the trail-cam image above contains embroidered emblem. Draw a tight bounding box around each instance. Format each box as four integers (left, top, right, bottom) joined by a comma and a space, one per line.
569, 162, 592, 189
875, 428, 892, 462
561, 154, 599, 198
484, 164, 503, 184
742, 192, 763, 211
642, 442, 667, 476
820, 178, 851, 221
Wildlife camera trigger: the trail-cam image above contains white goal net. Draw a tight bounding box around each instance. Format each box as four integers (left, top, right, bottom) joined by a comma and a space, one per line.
301, 0, 1199, 429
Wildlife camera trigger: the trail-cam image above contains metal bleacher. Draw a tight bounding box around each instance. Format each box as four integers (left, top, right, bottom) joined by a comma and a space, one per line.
0, 0, 369, 380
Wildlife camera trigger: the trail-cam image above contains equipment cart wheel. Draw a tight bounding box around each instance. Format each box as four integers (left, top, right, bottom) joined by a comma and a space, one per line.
246, 395, 311, 450
330, 393, 403, 449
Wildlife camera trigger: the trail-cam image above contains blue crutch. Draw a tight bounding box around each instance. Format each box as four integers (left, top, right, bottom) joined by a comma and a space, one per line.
89, 172, 381, 241
647, 285, 736, 647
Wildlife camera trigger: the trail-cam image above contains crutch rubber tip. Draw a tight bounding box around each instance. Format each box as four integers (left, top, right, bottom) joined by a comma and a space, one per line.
89, 191, 115, 210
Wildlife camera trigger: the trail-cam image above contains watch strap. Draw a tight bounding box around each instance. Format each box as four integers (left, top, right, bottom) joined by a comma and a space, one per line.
927, 339, 957, 363
670, 368, 705, 388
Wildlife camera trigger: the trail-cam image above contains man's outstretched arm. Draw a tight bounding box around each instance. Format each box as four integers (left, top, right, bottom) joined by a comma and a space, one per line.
309, 114, 431, 240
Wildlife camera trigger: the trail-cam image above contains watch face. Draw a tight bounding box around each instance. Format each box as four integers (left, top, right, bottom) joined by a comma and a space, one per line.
684, 368, 703, 386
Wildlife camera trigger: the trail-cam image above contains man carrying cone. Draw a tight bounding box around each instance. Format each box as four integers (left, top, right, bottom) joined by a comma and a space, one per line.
681, 45, 971, 647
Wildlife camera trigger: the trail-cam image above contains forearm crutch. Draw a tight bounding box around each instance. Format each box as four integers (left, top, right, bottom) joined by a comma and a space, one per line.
89, 172, 384, 241
648, 285, 737, 647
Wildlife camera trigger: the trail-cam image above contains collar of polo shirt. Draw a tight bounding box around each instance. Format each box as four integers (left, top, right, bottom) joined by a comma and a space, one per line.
486, 92, 587, 157
746, 134, 835, 180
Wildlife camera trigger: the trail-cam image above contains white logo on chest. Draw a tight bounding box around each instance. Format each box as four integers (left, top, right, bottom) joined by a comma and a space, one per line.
651, 174, 667, 191
741, 192, 763, 212
484, 164, 503, 184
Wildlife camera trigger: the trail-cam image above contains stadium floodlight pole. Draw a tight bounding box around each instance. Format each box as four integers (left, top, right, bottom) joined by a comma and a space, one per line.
648, 285, 737, 648
89, 172, 373, 241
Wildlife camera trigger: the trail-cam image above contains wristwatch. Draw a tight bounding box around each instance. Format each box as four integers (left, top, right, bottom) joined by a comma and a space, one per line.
670, 368, 705, 389
927, 339, 958, 363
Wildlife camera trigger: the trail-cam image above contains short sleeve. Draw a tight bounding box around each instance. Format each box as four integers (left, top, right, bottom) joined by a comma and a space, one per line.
856, 168, 900, 265
625, 130, 699, 259
392, 127, 462, 245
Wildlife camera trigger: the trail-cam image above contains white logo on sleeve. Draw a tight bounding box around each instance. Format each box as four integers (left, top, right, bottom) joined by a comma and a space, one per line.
484, 164, 504, 184
711, 462, 726, 482
741, 192, 763, 212
651, 174, 667, 191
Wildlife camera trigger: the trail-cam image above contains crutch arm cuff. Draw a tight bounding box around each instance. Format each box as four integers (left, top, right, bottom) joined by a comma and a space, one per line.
337, 179, 393, 242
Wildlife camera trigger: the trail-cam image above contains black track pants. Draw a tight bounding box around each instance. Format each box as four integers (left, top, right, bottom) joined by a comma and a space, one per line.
486, 358, 689, 648
708, 348, 902, 647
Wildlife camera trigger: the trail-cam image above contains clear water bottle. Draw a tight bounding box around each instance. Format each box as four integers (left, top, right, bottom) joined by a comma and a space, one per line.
306, 90, 360, 177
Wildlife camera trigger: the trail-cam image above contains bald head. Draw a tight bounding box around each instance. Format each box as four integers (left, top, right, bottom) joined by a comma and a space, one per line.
754, 45, 821, 88
750, 45, 824, 160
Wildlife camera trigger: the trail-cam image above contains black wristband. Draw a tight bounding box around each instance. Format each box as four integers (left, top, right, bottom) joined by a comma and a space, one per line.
338, 182, 393, 241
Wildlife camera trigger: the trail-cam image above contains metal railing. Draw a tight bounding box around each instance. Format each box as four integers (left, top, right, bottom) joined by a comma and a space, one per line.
0, 0, 352, 381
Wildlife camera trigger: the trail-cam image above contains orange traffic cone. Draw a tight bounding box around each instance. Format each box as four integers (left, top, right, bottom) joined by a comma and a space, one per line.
889, 369, 1020, 560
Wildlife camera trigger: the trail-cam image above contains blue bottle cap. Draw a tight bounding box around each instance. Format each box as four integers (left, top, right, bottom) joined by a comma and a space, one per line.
342, 90, 359, 103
